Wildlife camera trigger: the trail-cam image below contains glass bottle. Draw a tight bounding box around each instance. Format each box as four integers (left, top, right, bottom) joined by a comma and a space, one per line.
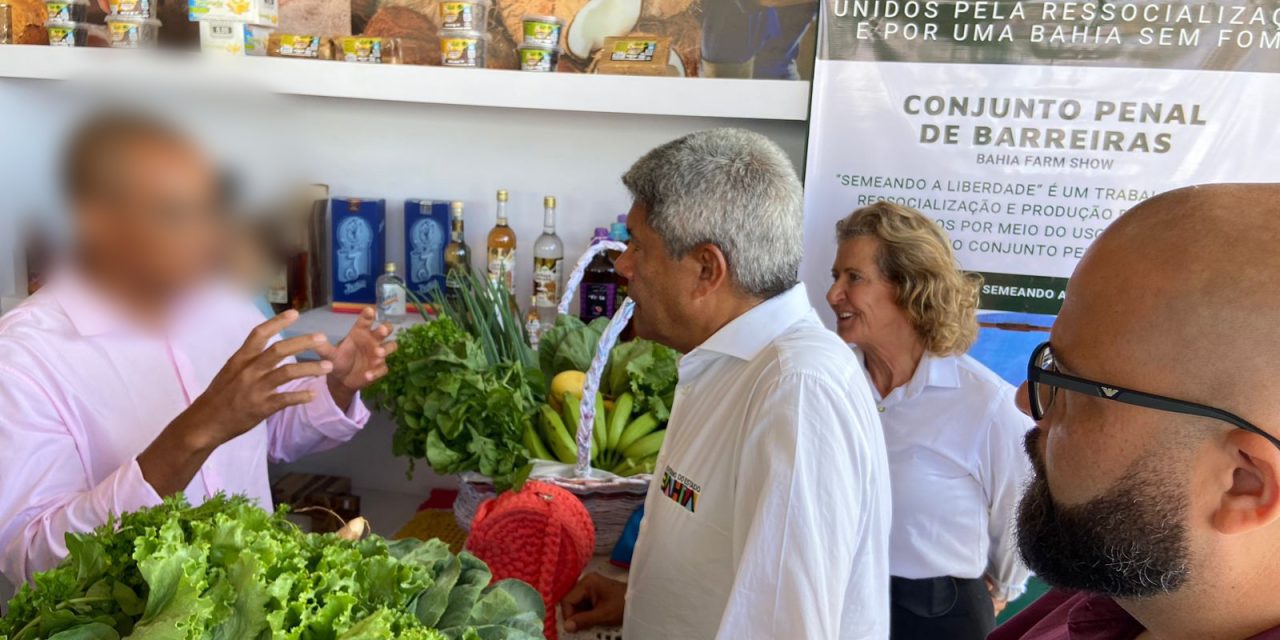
524, 295, 542, 351
532, 195, 565, 324
579, 228, 619, 322
375, 262, 408, 326
443, 201, 472, 304
486, 189, 517, 291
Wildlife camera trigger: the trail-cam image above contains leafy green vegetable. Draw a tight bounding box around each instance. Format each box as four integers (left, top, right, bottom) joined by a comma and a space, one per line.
538, 314, 610, 384
0, 496, 543, 640
370, 317, 544, 492
602, 339, 680, 421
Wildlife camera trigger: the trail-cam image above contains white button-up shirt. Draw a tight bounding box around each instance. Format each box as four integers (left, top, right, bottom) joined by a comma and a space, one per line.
869, 351, 1033, 600
624, 284, 892, 640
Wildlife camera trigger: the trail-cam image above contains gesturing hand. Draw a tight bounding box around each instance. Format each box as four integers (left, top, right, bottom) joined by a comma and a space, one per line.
561, 573, 627, 632
314, 306, 398, 412
186, 310, 334, 449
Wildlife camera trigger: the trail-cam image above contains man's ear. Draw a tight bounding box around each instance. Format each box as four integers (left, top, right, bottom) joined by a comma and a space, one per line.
689, 243, 730, 298
1212, 430, 1280, 535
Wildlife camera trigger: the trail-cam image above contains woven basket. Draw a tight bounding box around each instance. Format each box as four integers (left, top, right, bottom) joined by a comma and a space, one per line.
454, 240, 652, 554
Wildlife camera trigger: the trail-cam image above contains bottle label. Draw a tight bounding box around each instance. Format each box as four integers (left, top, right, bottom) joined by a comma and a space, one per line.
487, 248, 515, 290
267, 267, 288, 305
380, 282, 406, 316
533, 256, 563, 307
581, 283, 617, 321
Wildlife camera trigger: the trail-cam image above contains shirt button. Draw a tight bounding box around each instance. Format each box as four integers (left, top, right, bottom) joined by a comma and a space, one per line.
878, 406, 885, 413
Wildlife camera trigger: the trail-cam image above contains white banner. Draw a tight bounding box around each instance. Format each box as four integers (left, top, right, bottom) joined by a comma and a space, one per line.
802, 0, 1280, 315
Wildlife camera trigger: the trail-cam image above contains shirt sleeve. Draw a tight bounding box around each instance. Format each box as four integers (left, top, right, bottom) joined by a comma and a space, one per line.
715, 372, 887, 640
0, 367, 164, 584
264, 374, 370, 464
981, 386, 1036, 601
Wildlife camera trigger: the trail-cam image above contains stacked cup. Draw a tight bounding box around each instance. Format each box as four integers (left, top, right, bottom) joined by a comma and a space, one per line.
437, 0, 488, 67
105, 0, 160, 47
44, 0, 88, 46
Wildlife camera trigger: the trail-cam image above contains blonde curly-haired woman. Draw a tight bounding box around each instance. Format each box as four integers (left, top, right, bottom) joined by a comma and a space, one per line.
827, 201, 1033, 640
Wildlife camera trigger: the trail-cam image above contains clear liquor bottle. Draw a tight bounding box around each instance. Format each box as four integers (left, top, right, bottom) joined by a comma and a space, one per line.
532, 195, 564, 323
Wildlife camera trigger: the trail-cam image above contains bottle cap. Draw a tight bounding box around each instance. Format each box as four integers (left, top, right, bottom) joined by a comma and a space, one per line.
545, 195, 556, 208
385, 262, 397, 272
617, 214, 627, 223
497, 190, 509, 202
451, 201, 464, 216
609, 222, 630, 242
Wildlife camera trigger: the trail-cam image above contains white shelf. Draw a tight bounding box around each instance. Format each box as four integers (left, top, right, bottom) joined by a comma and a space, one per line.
0, 45, 812, 121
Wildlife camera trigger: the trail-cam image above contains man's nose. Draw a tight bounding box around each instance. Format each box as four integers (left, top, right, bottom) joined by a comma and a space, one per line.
615, 247, 634, 279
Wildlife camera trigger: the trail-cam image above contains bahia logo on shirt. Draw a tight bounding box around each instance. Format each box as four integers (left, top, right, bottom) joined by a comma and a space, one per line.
660, 466, 701, 514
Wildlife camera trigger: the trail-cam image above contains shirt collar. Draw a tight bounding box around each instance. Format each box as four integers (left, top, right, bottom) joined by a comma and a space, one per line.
685, 283, 813, 364
1063, 593, 1280, 640
51, 268, 132, 337
50, 267, 222, 338
877, 351, 961, 404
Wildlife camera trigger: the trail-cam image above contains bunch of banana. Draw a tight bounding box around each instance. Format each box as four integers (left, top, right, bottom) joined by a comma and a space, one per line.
524, 390, 664, 477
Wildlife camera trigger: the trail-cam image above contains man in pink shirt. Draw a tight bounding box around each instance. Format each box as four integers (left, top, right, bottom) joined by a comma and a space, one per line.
992, 184, 1280, 640
0, 113, 395, 585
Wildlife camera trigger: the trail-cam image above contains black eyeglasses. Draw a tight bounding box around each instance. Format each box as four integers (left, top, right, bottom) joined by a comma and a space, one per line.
1027, 341, 1280, 450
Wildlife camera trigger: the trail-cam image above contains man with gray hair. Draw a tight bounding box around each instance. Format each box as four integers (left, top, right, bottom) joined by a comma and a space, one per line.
561, 129, 892, 639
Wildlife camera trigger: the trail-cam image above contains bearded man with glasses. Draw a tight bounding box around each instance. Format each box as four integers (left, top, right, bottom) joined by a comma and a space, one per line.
992, 183, 1280, 640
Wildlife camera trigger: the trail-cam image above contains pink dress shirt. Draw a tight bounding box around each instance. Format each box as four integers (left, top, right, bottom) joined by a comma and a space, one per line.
0, 271, 369, 583
990, 589, 1280, 640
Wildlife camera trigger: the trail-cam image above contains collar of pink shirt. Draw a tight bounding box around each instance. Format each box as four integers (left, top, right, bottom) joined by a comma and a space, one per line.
992, 589, 1280, 640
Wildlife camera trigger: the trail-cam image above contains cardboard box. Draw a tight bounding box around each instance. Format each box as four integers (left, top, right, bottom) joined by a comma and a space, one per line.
199, 20, 272, 55
403, 199, 450, 307
330, 197, 386, 311
188, 0, 277, 27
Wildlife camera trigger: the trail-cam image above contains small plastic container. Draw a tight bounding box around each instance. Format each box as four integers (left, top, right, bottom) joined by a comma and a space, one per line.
45, 0, 87, 24
518, 44, 558, 72
438, 29, 485, 67
107, 0, 156, 18
332, 35, 400, 63
521, 14, 562, 47
438, 0, 488, 31
46, 21, 87, 46
106, 16, 160, 48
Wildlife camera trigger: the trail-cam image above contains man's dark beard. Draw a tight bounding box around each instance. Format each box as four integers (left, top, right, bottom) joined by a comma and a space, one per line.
1016, 428, 1192, 598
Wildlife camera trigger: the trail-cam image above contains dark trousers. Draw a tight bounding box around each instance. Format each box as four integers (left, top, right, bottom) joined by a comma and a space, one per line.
890, 575, 995, 640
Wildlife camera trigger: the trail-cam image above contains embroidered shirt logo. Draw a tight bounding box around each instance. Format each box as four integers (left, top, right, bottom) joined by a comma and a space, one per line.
660, 466, 701, 514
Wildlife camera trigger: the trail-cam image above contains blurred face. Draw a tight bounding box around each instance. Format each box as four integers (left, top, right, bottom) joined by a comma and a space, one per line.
1013, 264, 1200, 598
826, 235, 912, 346
77, 136, 227, 297
613, 202, 700, 352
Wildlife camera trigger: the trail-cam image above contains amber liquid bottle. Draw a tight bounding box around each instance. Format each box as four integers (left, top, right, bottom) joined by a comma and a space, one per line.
486, 189, 517, 291
443, 201, 472, 305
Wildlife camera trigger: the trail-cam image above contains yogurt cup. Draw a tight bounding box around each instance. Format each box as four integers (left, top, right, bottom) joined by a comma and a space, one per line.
518, 44, 558, 72
521, 14, 562, 47
46, 21, 87, 46
45, 0, 87, 24
107, 0, 156, 18
439, 29, 485, 67
438, 0, 488, 31
106, 16, 160, 48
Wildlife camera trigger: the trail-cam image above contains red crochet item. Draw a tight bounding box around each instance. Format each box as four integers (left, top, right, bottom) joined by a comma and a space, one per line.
467, 482, 596, 640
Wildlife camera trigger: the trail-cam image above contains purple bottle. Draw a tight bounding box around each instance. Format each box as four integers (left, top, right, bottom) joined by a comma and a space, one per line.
580, 227, 619, 322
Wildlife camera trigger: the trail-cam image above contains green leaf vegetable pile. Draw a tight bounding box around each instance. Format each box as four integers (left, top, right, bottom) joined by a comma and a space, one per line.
373, 316, 543, 491
0, 495, 544, 640
373, 273, 678, 487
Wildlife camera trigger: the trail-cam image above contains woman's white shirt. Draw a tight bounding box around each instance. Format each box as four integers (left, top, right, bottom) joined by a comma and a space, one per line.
858, 349, 1034, 600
